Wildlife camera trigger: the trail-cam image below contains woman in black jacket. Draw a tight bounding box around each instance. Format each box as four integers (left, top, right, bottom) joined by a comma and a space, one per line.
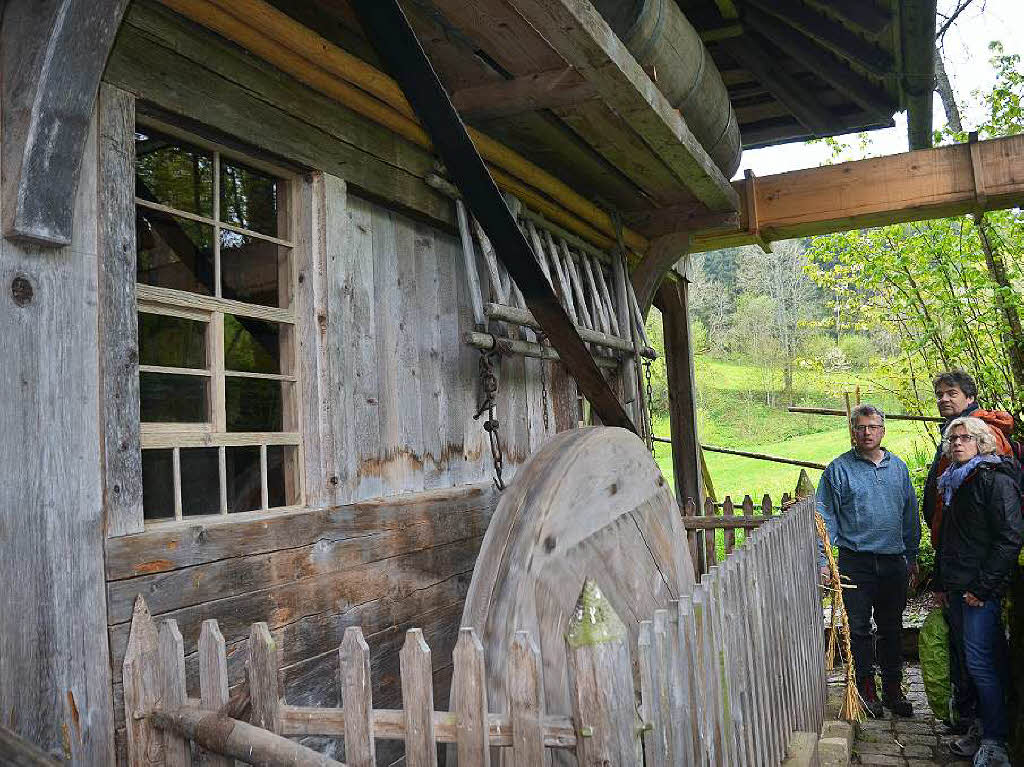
935, 416, 1024, 767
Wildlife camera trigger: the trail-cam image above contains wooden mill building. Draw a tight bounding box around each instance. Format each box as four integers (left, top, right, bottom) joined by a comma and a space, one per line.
3, 0, 1024, 763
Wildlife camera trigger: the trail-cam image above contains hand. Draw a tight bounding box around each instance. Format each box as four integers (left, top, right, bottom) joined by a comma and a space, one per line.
819, 565, 831, 586
936, 592, 948, 607
908, 562, 920, 590
964, 591, 985, 608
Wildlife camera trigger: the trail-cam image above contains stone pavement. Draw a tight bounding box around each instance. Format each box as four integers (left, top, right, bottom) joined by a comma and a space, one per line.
849, 664, 971, 766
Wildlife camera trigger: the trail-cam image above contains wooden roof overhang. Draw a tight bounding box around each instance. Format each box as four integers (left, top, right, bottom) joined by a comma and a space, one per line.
2, 0, 934, 256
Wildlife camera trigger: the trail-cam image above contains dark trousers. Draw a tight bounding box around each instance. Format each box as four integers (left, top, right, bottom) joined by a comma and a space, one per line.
946, 595, 1009, 742
839, 548, 908, 686
945, 602, 979, 722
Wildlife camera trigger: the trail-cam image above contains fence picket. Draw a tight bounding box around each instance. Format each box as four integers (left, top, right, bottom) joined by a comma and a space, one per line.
451, 628, 490, 767
723, 496, 736, 554
565, 580, 637, 765
123, 597, 163, 766
249, 623, 282, 734
675, 597, 701, 766
657, 602, 688, 766
198, 620, 231, 767
638, 620, 667, 767
158, 621, 190, 767
692, 582, 717, 765
400, 629, 437, 767
509, 631, 544, 767
340, 627, 375, 767
704, 497, 717, 573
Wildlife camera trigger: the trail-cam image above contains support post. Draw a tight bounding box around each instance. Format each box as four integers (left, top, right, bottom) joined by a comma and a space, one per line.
657, 278, 702, 507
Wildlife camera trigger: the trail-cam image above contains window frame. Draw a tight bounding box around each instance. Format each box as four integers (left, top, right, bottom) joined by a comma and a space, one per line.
134, 118, 305, 521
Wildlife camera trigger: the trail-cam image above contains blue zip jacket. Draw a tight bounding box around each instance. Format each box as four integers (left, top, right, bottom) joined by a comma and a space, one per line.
816, 449, 920, 566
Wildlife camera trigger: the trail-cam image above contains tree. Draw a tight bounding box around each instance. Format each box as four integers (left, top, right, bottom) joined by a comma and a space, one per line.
736, 239, 818, 398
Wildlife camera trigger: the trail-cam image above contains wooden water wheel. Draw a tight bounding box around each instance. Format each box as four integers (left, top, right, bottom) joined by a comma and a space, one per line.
456, 426, 695, 740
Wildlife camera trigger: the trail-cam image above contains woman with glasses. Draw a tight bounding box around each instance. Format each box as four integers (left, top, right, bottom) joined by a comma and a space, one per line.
935, 416, 1023, 767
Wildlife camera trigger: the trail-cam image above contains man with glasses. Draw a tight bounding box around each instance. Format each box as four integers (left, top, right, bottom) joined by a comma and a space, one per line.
817, 404, 920, 717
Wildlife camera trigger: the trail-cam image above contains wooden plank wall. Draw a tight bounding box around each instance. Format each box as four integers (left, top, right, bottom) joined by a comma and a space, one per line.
98, 5, 575, 764
106, 484, 499, 764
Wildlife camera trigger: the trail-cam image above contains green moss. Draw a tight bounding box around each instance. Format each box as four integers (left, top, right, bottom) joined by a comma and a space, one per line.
566, 580, 626, 648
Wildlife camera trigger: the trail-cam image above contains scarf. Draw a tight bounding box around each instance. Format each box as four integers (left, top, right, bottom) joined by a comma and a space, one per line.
937, 454, 1001, 508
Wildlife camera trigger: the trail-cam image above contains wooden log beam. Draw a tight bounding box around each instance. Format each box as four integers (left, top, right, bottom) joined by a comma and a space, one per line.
152, 706, 345, 766
451, 68, 598, 120
658, 279, 703, 506
743, 8, 894, 117
901, 0, 938, 150
721, 37, 833, 135
788, 406, 942, 423
700, 444, 827, 471
746, 0, 893, 76
1, 0, 130, 245
503, 0, 740, 212
685, 134, 1024, 253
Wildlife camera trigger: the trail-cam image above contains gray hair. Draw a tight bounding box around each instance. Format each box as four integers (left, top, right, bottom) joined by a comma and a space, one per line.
942, 416, 999, 457
850, 404, 885, 427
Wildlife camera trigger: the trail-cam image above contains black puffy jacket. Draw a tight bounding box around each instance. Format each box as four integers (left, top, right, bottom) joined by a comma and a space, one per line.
935, 457, 1024, 600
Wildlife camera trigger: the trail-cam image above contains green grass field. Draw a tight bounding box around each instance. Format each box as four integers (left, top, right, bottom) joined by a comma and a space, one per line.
653, 356, 939, 503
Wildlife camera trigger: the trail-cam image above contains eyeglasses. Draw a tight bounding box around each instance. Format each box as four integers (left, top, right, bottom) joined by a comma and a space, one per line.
853, 424, 883, 433
947, 434, 977, 445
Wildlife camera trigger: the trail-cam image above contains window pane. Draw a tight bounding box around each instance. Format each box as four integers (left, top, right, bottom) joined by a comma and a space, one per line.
226, 378, 283, 432
138, 313, 208, 369
267, 445, 299, 508
137, 209, 215, 295
220, 159, 281, 236
135, 131, 213, 217
220, 230, 288, 307
226, 446, 261, 513
180, 448, 220, 517
142, 449, 175, 520
140, 372, 208, 423
224, 315, 280, 374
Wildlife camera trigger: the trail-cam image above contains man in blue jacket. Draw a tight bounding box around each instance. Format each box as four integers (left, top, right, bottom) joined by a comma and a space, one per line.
817, 404, 921, 718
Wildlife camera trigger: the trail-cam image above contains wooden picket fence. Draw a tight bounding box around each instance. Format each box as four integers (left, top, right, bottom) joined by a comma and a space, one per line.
682, 493, 797, 577
122, 497, 825, 766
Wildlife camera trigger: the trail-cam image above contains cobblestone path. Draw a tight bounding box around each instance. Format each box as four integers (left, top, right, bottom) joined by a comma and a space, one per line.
850, 665, 971, 766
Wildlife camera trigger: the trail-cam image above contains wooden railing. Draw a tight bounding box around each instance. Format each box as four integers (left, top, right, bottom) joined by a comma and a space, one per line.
682, 493, 798, 578
122, 498, 824, 766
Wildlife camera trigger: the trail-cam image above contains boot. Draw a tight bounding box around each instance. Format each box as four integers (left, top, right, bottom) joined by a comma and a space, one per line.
859, 677, 884, 719
950, 719, 981, 758
972, 740, 1011, 766
882, 681, 913, 717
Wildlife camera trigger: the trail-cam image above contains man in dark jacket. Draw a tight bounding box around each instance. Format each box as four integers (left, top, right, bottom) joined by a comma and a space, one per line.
922, 370, 1014, 748
935, 416, 1024, 767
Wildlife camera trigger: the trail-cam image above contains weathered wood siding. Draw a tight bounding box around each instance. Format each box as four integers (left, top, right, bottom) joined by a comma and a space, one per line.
106, 484, 498, 764
0, 107, 115, 762
98, 4, 573, 765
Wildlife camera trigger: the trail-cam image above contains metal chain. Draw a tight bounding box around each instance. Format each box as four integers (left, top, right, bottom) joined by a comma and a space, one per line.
538, 333, 550, 432
644, 358, 655, 452
474, 349, 506, 490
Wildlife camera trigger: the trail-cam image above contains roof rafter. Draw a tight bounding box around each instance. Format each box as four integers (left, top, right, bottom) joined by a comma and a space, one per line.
746, 0, 894, 77
721, 35, 832, 136
744, 7, 893, 117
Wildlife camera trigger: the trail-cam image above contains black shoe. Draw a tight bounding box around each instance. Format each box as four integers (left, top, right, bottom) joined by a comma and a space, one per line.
859, 677, 884, 719
882, 682, 913, 717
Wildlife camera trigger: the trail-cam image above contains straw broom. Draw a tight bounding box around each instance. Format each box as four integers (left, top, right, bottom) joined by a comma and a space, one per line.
815, 512, 863, 721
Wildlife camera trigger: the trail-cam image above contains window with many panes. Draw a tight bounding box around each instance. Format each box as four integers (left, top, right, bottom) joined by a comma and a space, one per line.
135, 126, 302, 521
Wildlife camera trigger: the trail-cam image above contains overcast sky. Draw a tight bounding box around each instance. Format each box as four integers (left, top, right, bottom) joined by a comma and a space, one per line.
734, 0, 1024, 179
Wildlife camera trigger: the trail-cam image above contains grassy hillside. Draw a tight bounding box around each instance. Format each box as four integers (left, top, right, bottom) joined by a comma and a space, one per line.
653, 357, 939, 503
